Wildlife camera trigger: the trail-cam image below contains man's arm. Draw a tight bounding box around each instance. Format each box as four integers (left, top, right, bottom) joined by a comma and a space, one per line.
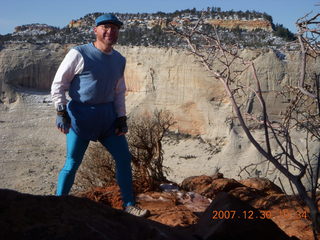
51, 48, 84, 109
114, 75, 127, 117
114, 75, 127, 135
51, 48, 83, 133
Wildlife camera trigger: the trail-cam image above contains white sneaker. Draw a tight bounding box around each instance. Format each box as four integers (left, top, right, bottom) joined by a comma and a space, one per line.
125, 205, 150, 218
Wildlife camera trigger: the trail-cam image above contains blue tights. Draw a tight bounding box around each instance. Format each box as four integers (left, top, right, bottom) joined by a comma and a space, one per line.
56, 128, 135, 207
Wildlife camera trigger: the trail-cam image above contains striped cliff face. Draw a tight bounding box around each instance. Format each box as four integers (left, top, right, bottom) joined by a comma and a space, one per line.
1, 43, 319, 136
205, 19, 273, 32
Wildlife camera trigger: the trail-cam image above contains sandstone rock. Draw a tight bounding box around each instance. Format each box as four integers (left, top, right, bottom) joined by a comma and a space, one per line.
206, 19, 273, 31
270, 206, 312, 240
78, 185, 124, 210
228, 186, 264, 204
137, 191, 212, 226
180, 175, 291, 209
179, 176, 313, 239
0, 43, 72, 103
136, 191, 199, 227
181, 175, 244, 199
80, 187, 204, 227
177, 191, 212, 213
77, 179, 290, 229
211, 172, 224, 179
181, 175, 214, 191
210, 178, 245, 196
148, 205, 198, 227
2, 43, 318, 138
239, 177, 284, 195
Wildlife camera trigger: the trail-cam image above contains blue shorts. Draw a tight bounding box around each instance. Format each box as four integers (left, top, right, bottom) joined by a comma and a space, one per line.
67, 100, 116, 141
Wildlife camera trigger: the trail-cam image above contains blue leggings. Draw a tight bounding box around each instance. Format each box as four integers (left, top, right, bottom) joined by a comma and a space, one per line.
56, 128, 135, 207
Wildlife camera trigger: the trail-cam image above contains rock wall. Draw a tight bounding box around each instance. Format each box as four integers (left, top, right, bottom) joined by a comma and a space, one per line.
206, 19, 273, 31
0, 43, 319, 191
0, 43, 71, 102
1, 43, 319, 137
120, 46, 224, 136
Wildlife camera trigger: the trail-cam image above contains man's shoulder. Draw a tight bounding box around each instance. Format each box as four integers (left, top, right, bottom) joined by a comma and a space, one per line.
73, 43, 92, 52
112, 49, 126, 67
112, 48, 125, 60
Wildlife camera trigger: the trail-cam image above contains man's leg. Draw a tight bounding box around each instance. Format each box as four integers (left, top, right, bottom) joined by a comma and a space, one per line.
100, 134, 135, 207
56, 128, 89, 196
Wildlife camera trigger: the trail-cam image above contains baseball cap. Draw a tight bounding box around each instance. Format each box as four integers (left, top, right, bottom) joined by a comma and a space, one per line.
95, 13, 123, 28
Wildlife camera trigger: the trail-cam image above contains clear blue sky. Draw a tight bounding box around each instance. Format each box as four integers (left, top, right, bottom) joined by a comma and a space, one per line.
0, 0, 318, 35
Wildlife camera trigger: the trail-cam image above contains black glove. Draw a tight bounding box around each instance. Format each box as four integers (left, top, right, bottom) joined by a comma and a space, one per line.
56, 110, 71, 134
115, 116, 128, 135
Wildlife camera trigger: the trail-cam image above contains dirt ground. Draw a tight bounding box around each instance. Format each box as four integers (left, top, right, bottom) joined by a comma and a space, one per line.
0, 90, 216, 195
0, 90, 65, 195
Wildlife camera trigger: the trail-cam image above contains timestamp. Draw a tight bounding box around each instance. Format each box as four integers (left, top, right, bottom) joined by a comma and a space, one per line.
212, 209, 307, 220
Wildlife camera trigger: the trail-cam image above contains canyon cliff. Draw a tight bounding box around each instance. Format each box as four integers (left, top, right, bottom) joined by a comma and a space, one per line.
1, 43, 318, 136
0, 43, 319, 191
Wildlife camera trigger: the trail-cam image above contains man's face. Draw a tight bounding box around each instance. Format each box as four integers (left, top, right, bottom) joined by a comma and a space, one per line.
94, 23, 119, 46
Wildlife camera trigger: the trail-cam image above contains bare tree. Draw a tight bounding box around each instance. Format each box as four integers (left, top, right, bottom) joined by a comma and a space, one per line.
169, 11, 320, 239
128, 109, 176, 192
75, 109, 175, 193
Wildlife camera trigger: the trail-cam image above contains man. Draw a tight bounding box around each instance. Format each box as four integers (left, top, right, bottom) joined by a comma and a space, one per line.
51, 13, 149, 217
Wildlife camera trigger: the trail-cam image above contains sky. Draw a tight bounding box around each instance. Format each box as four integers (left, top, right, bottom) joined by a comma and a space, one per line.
0, 0, 319, 35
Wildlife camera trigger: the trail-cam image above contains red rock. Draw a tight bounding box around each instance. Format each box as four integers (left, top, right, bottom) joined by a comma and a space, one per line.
239, 177, 284, 195
177, 191, 211, 213
137, 192, 199, 227
228, 186, 263, 203
78, 185, 123, 209
269, 200, 313, 240
148, 205, 198, 227
179, 175, 314, 239
78, 176, 314, 240
181, 175, 244, 199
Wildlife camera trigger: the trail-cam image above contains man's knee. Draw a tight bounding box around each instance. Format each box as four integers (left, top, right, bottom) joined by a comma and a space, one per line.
112, 150, 132, 169
61, 160, 81, 174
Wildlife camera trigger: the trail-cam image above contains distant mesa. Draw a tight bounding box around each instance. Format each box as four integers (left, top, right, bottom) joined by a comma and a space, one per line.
13, 23, 59, 36
1, 8, 295, 47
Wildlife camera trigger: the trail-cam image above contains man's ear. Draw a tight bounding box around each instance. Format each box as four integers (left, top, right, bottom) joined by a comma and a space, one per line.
93, 27, 97, 35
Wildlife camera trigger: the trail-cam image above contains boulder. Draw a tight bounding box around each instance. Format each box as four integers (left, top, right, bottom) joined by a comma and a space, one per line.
239, 177, 284, 195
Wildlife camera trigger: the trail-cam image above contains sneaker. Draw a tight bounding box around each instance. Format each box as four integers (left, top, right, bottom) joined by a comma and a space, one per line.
125, 205, 150, 218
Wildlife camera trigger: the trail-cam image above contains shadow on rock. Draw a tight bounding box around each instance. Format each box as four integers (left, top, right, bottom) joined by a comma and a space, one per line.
0, 189, 298, 240
193, 192, 299, 240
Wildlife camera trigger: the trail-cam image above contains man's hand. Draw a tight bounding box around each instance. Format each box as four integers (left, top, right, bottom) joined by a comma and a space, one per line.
56, 110, 71, 134
115, 116, 128, 136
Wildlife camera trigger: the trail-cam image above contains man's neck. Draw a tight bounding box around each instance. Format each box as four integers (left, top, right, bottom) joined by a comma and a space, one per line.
93, 41, 113, 54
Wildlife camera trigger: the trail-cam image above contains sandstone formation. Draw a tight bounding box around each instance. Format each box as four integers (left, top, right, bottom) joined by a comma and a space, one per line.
68, 20, 85, 28
14, 24, 58, 35
205, 19, 273, 31
66, 13, 274, 33
0, 43, 71, 103
180, 175, 314, 240
77, 176, 313, 239
2, 43, 317, 136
